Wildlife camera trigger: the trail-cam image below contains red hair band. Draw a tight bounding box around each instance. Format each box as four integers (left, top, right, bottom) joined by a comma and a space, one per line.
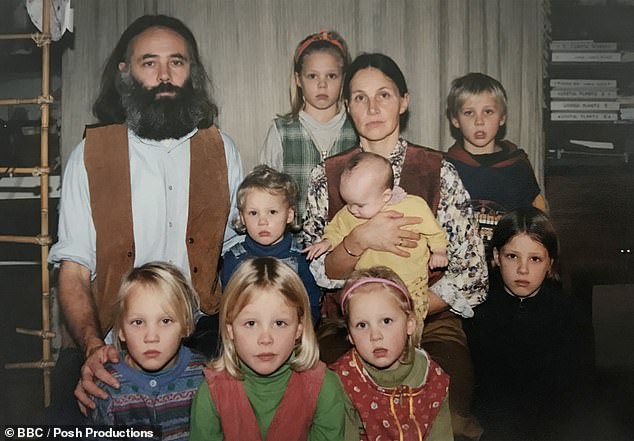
294, 30, 346, 64
340, 277, 413, 314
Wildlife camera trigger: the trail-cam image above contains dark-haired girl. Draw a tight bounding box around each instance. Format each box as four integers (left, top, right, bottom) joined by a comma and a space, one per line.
466, 207, 579, 439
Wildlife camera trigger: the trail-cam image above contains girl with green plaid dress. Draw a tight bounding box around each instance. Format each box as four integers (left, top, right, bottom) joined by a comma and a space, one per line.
260, 30, 357, 224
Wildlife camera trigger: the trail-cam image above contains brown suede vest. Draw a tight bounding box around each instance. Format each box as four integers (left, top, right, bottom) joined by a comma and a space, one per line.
325, 143, 443, 220
84, 124, 229, 334
204, 362, 326, 441
325, 143, 444, 285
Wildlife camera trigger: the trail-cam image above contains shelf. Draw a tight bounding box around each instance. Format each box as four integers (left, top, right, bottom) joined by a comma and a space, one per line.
546, 1, 634, 292
547, 120, 634, 125
545, 120, 634, 145
547, 147, 629, 161
551, 1, 634, 42
546, 4, 634, 167
550, 61, 634, 67
548, 116, 634, 125
545, 162, 634, 176
547, 65, 634, 84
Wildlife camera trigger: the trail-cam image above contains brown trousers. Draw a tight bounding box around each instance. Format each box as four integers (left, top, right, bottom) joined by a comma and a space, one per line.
420, 312, 483, 441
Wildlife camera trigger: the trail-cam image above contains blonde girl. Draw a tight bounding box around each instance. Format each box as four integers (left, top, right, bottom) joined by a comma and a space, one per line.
260, 30, 357, 221
190, 256, 349, 441
221, 165, 322, 325
330, 266, 453, 441
91, 262, 206, 441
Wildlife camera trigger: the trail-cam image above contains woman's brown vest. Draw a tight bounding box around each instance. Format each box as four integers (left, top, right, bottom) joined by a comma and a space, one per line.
325, 143, 443, 220
83, 124, 229, 334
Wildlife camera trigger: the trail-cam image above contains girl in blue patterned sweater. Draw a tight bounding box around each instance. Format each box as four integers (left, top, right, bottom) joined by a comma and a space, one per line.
91, 262, 206, 441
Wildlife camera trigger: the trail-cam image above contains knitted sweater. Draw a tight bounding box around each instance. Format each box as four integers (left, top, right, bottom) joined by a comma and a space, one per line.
91, 346, 206, 441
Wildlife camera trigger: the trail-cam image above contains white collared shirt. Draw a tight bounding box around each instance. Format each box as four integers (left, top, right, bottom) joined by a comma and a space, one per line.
49, 127, 243, 281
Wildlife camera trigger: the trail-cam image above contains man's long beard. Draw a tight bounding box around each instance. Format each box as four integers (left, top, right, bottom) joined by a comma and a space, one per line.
118, 73, 207, 140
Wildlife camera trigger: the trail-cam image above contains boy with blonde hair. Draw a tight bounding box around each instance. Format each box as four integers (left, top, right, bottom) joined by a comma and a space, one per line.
445, 72, 545, 250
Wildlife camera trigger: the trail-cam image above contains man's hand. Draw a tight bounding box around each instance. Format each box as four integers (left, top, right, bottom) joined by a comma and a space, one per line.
75, 344, 120, 415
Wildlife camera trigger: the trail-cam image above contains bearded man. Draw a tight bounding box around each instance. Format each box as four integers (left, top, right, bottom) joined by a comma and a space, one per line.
48, 15, 243, 420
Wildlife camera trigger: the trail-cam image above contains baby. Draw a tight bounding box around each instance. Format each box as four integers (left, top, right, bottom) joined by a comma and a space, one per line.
305, 151, 448, 334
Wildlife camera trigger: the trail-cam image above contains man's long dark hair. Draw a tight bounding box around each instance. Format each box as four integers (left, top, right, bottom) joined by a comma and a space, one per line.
92, 15, 217, 128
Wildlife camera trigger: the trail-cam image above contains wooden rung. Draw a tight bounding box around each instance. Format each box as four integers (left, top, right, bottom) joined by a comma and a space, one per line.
5, 360, 55, 370
0, 166, 50, 176
0, 32, 38, 41
0, 235, 41, 245
0, 96, 53, 106
0, 98, 40, 106
0, 234, 52, 245
16, 328, 56, 339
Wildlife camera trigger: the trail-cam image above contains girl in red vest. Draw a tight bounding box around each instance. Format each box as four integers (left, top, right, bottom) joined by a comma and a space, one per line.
190, 256, 350, 441
330, 266, 453, 441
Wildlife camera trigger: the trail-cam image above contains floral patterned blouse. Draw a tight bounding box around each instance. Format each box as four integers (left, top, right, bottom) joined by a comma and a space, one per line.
302, 139, 488, 318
